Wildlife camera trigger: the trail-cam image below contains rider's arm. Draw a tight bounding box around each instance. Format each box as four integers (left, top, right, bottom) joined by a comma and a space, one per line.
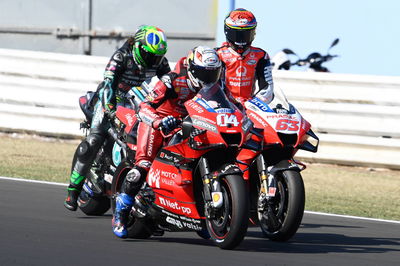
255, 52, 274, 103
101, 49, 127, 111
138, 74, 177, 129
156, 57, 171, 79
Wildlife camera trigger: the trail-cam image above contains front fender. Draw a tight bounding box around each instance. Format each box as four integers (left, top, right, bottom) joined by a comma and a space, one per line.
269, 160, 301, 175
217, 163, 243, 177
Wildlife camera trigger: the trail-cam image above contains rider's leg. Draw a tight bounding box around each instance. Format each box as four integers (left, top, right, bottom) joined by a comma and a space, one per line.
64, 102, 107, 211
112, 122, 163, 238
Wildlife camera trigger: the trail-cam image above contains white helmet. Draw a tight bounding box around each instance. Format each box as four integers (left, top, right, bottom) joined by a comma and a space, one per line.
186, 46, 222, 89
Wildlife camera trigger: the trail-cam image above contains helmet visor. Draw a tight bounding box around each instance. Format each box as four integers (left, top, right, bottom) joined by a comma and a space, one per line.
225, 26, 255, 46
190, 64, 222, 85
139, 46, 165, 68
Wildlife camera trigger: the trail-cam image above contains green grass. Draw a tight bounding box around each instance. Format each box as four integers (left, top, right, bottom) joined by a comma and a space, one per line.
1, 133, 399, 221
0, 133, 76, 183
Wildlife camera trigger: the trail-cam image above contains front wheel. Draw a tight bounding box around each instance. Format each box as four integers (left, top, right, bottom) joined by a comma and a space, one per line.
206, 174, 249, 250
259, 170, 305, 241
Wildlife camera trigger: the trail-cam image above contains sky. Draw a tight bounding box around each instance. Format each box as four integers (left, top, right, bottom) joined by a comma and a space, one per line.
216, 0, 400, 77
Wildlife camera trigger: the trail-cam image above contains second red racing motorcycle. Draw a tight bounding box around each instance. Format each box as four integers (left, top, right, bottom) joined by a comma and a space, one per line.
111, 83, 262, 249
238, 86, 319, 241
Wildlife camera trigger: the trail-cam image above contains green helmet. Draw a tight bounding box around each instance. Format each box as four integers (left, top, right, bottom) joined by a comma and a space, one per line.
133, 25, 168, 68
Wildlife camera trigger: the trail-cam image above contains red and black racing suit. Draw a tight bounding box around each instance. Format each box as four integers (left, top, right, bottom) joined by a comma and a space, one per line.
134, 57, 198, 172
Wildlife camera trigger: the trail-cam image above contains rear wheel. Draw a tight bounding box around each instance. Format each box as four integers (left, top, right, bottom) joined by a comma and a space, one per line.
78, 189, 110, 216
259, 170, 305, 241
111, 160, 151, 239
70, 152, 110, 216
206, 174, 249, 250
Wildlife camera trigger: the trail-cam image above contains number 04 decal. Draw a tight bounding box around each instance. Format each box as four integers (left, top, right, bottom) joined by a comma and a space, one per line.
217, 114, 239, 127
275, 119, 299, 131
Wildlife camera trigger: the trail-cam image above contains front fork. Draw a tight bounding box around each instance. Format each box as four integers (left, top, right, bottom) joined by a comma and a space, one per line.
256, 154, 277, 218
256, 155, 277, 198
198, 157, 223, 218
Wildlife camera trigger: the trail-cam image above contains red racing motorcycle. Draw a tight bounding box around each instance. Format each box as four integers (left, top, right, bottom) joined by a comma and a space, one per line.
238, 86, 319, 241
111, 83, 260, 249
73, 83, 149, 215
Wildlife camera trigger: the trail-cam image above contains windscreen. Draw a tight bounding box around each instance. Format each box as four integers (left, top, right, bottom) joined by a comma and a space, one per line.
196, 82, 237, 112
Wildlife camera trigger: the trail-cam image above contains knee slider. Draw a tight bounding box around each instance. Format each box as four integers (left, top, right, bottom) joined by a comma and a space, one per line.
87, 133, 104, 147
77, 141, 91, 162
122, 167, 147, 195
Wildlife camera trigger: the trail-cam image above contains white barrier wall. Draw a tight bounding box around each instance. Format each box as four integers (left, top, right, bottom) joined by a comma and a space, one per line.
1, 48, 400, 170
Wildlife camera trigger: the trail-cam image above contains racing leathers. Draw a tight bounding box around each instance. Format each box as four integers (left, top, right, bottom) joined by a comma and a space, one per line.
112, 57, 199, 238
121, 56, 198, 194
64, 40, 170, 211
216, 42, 274, 179
216, 42, 274, 105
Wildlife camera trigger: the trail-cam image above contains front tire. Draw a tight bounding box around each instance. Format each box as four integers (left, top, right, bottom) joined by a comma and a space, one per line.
259, 170, 305, 241
206, 174, 249, 250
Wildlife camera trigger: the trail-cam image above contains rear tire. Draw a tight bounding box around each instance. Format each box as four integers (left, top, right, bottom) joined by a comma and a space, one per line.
260, 170, 305, 241
206, 174, 249, 250
70, 152, 110, 216
78, 191, 111, 216
111, 160, 151, 239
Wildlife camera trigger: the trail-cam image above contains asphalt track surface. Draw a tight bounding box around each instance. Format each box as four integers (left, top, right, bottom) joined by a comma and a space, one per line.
1, 178, 399, 266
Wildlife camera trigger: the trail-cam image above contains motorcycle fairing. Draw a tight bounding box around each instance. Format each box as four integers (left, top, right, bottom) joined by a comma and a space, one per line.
115, 106, 138, 134
154, 208, 205, 232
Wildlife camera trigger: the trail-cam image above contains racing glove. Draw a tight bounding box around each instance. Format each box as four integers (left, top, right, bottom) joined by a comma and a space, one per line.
158, 115, 179, 134
101, 79, 115, 115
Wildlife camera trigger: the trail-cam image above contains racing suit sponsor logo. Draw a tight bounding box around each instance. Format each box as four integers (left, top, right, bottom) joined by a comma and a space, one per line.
113, 52, 123, 62
247, 59, 257, 65
147, 134, 155, 157
127, 59, 133, 68
229, 80, 251, 87
236, 66, 248, 77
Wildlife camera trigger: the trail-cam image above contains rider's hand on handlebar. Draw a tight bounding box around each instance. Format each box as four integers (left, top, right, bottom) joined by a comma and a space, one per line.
159, 115, 181, 134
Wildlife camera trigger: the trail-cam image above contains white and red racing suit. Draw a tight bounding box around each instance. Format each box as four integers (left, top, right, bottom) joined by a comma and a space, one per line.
216, 42, 274, 104
216, 42, 275, 179
134, 57, 197, 170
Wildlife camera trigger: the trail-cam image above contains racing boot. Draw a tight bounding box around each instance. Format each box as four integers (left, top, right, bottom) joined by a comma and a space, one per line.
112, 193, 134, 239
64, 171, 85, 211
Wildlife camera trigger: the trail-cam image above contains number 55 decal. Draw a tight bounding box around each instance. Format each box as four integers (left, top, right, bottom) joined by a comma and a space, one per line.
276, 119, 299, 131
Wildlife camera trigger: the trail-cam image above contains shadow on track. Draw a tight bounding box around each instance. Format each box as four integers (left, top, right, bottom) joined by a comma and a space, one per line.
240, 224, 400, 253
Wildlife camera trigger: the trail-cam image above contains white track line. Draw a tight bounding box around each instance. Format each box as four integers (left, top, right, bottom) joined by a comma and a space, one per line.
1, 176, 399, 224
0, 176, 68, 186
304, 211, 400, 224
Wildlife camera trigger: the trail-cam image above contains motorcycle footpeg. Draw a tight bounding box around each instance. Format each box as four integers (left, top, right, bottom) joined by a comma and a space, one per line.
83, 183, 103, 198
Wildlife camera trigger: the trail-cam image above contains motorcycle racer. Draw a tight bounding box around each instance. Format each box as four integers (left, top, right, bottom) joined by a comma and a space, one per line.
112, 46, 222, 238
64, 25, 170, 211
216, 8, 274, 105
